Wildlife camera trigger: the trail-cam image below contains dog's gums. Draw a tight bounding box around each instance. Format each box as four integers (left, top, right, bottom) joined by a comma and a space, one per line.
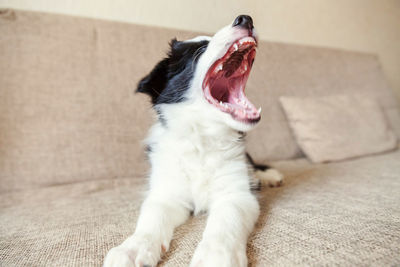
203, 36, 260, 124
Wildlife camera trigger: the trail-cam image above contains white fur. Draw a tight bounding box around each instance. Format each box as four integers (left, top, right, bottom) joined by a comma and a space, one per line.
104, 20, 281, 267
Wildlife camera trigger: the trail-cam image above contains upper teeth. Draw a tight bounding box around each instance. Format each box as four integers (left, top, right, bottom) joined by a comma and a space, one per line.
233, 43, 238, 51
238, 37, 256, 46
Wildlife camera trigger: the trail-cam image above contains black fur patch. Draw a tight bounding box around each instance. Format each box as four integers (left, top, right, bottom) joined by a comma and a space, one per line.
136, 38, 209, 106
246, 152, 270, 171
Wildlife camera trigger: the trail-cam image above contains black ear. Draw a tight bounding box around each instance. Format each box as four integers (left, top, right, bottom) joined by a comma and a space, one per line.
136, 58, 170, 104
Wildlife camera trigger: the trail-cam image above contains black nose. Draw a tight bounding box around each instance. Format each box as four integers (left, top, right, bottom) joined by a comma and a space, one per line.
233, 15, 253, 30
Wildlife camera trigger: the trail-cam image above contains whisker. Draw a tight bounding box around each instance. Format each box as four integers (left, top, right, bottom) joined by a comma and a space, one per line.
191, 44, 208, 71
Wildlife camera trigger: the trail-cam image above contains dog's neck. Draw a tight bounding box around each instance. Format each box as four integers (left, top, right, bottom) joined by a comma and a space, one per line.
154, 101, 245, 150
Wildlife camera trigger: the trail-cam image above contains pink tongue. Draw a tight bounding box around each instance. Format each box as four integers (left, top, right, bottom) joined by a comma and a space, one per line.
227, 76, 256, 111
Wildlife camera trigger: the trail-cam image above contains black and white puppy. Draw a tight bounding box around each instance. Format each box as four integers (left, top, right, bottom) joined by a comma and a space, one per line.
104, 15, 283, 267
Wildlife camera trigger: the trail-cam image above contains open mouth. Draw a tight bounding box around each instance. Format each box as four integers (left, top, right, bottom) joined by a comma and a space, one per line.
202, 36, 260, 124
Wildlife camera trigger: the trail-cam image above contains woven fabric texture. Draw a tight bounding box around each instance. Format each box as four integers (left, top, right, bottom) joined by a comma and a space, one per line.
1, 150, 400, 266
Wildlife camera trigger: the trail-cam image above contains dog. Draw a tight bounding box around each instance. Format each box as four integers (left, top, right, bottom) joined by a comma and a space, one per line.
104, 15, 283, 267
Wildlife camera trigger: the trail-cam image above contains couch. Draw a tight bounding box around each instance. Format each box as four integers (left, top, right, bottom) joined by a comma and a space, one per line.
1, 9, 399, 266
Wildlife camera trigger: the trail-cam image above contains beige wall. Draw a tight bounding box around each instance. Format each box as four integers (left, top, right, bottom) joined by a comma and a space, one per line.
1, 0, 400, 102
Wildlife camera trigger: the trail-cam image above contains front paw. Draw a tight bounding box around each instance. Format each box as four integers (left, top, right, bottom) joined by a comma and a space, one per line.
104, 246, 137, 267
190, 240, 247, 267
256, 168, 284, 187
104, 236, 162, 267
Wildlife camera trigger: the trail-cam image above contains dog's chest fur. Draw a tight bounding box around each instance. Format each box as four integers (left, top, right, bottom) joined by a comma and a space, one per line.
146, 113, 251, 213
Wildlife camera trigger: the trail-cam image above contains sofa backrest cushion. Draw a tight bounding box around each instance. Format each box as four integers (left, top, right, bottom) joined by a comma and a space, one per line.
246, 41, 400, 162
1, 9, 399, 191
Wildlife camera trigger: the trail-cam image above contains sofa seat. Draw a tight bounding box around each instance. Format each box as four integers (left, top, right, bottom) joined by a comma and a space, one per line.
1, 149, 399, 266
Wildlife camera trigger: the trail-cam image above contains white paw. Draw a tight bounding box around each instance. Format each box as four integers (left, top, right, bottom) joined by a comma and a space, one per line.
255, 168, 284, 187
103, 246, 136, 267
104, 235, 163, 267
190, 240, 247, 267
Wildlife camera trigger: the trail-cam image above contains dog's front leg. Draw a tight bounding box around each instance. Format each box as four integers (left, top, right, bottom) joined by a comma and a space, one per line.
104, 194, 190, 267
190, 193, 260, 267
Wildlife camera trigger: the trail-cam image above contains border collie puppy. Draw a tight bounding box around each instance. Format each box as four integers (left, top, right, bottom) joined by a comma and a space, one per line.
104, 15, 283, 267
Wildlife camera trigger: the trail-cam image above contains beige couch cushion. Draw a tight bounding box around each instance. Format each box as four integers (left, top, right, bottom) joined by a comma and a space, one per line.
1, 150, 399, 266
280, 95, 397, 163
1, 9, 400, 191
246, 42, 400, 162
